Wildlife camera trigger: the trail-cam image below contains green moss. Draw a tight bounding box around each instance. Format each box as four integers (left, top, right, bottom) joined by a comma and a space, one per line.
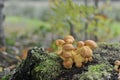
29, 47, 61, 80
7, 47, 62, 80
93, 42, 120, 64
29, 48, 62, 80
88, 63, 112, 72
32, 59, 61, 80
2, 75, 10, 80
78, 63, 113, 80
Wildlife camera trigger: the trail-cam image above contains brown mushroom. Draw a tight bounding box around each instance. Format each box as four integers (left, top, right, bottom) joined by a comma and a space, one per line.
64, 35, 75, 44
55, 39, 65, 55
73, 54, 85, 68
77, 41, 84, 48
114, 60, 120, 65
88, 57, 93, 62
55, 39, 65, 46
62, 52, 72, 58
61, 44, 75, 60
63, 59, 73, 69
114, 60, 120, 72
63, 44, 75, 51
84, 40, 97, 49
80, 46, 93, 58
76, 62, 83, 68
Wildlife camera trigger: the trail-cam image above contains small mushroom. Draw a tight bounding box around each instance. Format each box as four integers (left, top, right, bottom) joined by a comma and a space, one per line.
80, 46, 93, 58
63, 59, 73, 69
61, 44, 75, 60
60, 52, 72, 61
63, 44, 75, 51
62, 52, 72, 58
64, 35, 75, 44
73, 54, 85, 68
88, 57, 93, 62
75, 41, 84, 55
84, 40, 97, 49
61, 44, 75, 69
118, 73, 120, 80
55, 39, 65, 55
75, 62, 83, 68
114, 60, 120, 73
55, 39, 65, 46
77, 41, 84, 48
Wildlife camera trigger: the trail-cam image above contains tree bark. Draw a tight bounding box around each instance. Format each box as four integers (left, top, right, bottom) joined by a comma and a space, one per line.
94, 0, 99, 41
67, 19, 76, 39
0, 0, 5, 48
84, 0, 88, 40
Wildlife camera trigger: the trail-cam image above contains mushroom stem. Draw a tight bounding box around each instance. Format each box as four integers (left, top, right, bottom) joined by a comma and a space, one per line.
118, 73, 120, 80
114, 65, 119, 72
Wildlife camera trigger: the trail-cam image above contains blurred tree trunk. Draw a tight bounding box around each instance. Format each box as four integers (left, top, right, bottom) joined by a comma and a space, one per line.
94, 0, 99, 41
0, 0, 5, 48
84, 0, 88, 40
67, 19, 76, 39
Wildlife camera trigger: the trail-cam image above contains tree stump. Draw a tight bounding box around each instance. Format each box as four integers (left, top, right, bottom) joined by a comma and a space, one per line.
5, 43, 120, 80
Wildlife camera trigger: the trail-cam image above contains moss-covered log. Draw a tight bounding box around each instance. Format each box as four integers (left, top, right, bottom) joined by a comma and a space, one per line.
5, 43, 120, 80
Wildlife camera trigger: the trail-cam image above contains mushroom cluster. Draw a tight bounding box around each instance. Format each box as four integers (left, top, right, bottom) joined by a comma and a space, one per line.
55, 35, 97, 69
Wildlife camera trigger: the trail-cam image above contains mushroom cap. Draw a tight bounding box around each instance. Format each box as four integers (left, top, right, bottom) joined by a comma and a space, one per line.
63, 44, 75, 51
114, 60, 120, 66
77, 41, 85, 48
64, 35, 75, 40
84, 40, 97, 49
64, 35, 75, 43
62, 52, 72, 58
80, 46, 93, 58
75, 62, 82, 68
65, 39, 74, 44
63, 60, 73, 69
55, 39, 65, 46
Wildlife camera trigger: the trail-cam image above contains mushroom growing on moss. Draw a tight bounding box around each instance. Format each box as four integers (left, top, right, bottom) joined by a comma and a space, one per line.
73, 52, 85, 68
114, 60, 120, 80
114, 60, 120, 73
73, 41, 85, 67
60, 44, 75, 69
80, 46, 93, 62
75, 41, 94, 63
63, 58, 73, 69
55, 35, 97, 69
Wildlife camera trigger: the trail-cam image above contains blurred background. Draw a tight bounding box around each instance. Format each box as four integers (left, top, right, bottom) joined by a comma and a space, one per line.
0, 0, 120, 78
